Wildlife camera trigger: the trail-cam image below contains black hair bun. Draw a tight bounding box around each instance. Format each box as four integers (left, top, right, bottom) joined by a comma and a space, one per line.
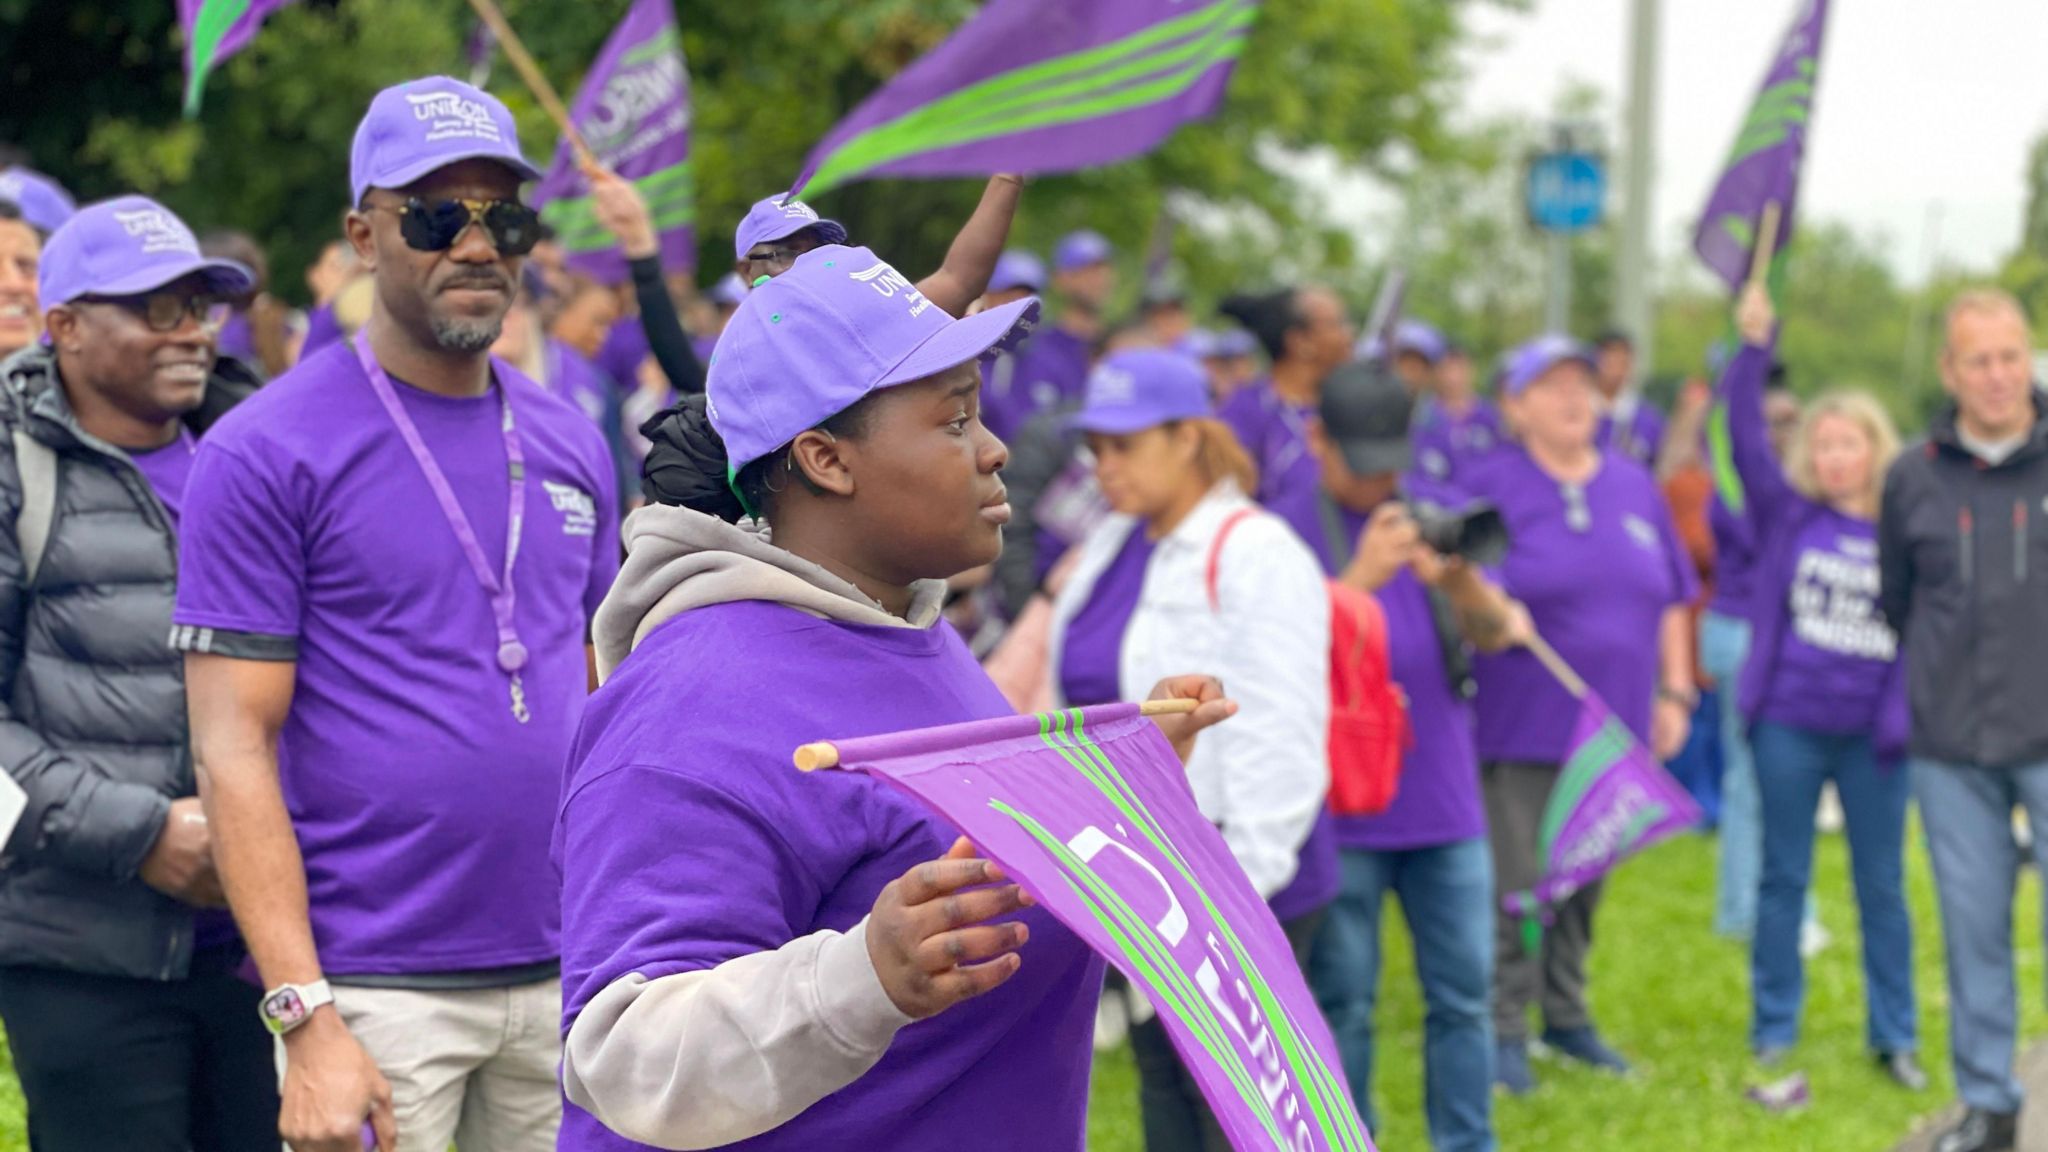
640, 394, 747, 522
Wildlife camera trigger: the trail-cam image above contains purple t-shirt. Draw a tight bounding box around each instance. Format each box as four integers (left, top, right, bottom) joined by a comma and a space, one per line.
300, 303, 342, 360
596, 321, 651, 393
557, 601, 1100, 1152
1410, 397, 1505, 490
216, 312, 254, 363
1597, 397, 1666, 468
1755, 511, 1895, 733
1058, 530, 1152, 708
172, 343, 620, 976
1707, 491, 1758, 620
1325, 510, 1484, 852
984, 326, 1091, 445
1218, 381, 1331, 568
545, 338, 612, 430
1462, 449, 1696, 763
129, 428, 197, 526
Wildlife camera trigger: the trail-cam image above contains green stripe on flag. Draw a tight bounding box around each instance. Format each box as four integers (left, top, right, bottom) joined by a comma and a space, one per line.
1537, 719, 1635, 853
619, 26, 681, 70
184, 0, 255, 114
800, 0, 1255, 196
1707, 403, 1744, 514
540, 164, 693, 253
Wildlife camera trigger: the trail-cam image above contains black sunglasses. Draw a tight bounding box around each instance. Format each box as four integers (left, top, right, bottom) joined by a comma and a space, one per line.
81, 291, 231, 334
374, 197, 541, 257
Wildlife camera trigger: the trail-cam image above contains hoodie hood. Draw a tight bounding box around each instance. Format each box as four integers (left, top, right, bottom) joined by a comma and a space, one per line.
593, 503, 950, 682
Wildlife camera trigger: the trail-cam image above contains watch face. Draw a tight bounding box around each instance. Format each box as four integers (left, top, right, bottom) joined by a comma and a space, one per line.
264, 987, 308, 1027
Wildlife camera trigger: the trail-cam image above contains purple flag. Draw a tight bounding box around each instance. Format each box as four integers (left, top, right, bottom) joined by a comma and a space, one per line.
531, 0, 693, 284
788, 0, 1261, 200
1503, 694, 1703, 920
180, 0, 296, 114
822, 704, 1373, 1152
1693, 0, 1830, 289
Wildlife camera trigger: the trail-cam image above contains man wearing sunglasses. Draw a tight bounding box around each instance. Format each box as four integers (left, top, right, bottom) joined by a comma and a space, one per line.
174, 77, 619, 1152
0, 195, 277, 1151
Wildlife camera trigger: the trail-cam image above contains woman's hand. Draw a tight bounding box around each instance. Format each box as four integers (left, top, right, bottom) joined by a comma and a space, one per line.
586, 165, 660, 261
1145, 675, 1237, 764
1736, 281, 1777, 349
1340, 503, 1421, 594
1652, 697, 1692, 762
865, 838, 1034, 1021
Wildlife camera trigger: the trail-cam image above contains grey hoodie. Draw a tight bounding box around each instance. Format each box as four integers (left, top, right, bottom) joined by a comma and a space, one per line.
566, 504, 949, 1149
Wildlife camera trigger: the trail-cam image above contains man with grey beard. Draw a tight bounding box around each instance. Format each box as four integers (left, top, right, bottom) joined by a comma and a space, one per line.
172, 77, 618, 1152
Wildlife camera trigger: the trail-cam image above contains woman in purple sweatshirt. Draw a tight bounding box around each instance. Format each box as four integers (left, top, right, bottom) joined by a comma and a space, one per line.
1723, 286, 1919, 1087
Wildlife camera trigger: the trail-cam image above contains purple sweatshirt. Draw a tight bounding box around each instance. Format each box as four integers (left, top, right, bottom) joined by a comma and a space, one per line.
1720, 343, 1909, 756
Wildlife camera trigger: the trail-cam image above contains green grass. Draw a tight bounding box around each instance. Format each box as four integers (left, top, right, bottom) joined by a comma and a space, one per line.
1086, 819, 2048, 1151
0, 822, 2036, 1152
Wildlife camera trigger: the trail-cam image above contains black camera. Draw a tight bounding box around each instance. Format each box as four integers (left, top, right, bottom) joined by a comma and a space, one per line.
1410, 501, 1509, 568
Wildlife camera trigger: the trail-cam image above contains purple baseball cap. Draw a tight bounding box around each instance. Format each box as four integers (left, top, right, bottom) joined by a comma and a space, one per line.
1068, 348, 1211, 435
349, 77, 541, 207
39, 196, 254, 309
1175, 329, 1219, 360
709, 272, 748, 308
988, 250, 1047, 294
733, 196, 848, 263
1212, 328, 1258, 359
0, 167, 76, 234
707, 244, 1038, 474
1393, 320, 1447, 364
1054, 230, 1113, 273
1501, 333, 1597, 397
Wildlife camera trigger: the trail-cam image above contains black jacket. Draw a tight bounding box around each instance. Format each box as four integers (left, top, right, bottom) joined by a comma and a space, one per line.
1878, 394, 2048, 769
0, 345, 256, 979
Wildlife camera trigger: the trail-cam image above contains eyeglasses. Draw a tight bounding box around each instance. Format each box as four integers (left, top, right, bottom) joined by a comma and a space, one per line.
82, 291, 231, 334
745, 236, 819, 274
372, 197, 542, 257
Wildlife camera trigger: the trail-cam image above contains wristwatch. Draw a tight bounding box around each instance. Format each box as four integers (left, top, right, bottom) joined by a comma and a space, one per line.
260, 979, 334, 1037
1657, 685, 1699, 710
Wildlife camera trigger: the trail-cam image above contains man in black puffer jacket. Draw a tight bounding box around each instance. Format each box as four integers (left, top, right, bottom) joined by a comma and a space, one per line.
1878, 288, 2048, 1152
0, 195, 277, 1152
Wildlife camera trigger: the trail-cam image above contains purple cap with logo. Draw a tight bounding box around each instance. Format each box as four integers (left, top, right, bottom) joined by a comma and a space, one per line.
733, 196, 849, 262
39, 196, 254, 308
1393, 319, 1447, 364
709, 272, 748, 308
1054, 230, 1113, 273
708, 244, 1038, 473
0, 168, 76, 234
1067, 348, 1211, 435
989, 250, 1047, 294
349, 76, 541, 207
1501, 333, 1597, 396
1175, 329, 1219, 360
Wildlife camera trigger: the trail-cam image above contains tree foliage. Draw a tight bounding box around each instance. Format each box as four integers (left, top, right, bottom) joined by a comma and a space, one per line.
0, 0, 1492, 304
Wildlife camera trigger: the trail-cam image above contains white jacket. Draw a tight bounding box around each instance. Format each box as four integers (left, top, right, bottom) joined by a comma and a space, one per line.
1048, 481, 1331, 900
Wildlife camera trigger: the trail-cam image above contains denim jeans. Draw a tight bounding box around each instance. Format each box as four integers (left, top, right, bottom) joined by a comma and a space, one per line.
1308, 840, 1495, 1152
1749, 722, 1914, 1053
1700, 610, 1759, 937
1912, 757, 2048, 1111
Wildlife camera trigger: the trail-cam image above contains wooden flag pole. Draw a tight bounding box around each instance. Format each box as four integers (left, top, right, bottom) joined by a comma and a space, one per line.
459, 0, 594, 168
1748, 200, 1784, 288
1522, 631, 1590, 701
794, 698, 1200, 772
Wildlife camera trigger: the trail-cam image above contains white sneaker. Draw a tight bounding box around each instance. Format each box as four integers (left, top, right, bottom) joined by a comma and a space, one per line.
1093, 989, 1129, 1052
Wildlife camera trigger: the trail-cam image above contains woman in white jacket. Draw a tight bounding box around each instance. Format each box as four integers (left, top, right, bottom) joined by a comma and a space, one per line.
1048, 347, 1335, 1152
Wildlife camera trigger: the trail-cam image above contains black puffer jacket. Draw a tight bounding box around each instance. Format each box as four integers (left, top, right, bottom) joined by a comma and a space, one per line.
1879, 393, 2048, 770
0, 345, 256, 979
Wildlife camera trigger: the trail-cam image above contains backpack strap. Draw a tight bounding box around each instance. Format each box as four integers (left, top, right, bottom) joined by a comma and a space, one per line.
1203, 508, 1263, 612
12, 425, 56, 585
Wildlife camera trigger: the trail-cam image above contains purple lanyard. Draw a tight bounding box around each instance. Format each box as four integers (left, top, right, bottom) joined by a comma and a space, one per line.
353, 337, 532, 724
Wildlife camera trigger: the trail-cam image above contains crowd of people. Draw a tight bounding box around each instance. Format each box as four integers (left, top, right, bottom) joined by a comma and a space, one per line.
0, 69, 2045, 1152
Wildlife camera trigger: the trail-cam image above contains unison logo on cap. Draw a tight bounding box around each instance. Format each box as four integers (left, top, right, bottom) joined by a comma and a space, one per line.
407, 90, 504, 145
114, 208, 198, 256
778, 200, 822, 223
1089, 365, 1137, 405
851, 261, 932, 318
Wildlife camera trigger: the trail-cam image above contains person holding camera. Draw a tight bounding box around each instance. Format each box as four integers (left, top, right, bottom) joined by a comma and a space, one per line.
1303, 360, 1527, 1152
1457, 335, 1698, 1094
1048, 347, 1335, 1152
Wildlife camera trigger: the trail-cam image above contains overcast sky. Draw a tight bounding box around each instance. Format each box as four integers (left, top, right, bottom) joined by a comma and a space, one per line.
1454, 0, 2048, 283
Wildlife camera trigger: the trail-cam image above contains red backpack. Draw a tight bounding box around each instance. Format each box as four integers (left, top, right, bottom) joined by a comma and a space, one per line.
1206, 510, 1411, 817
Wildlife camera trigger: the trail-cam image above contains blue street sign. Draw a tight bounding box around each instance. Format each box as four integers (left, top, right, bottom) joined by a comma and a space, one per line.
1526, 151, 1607, 234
